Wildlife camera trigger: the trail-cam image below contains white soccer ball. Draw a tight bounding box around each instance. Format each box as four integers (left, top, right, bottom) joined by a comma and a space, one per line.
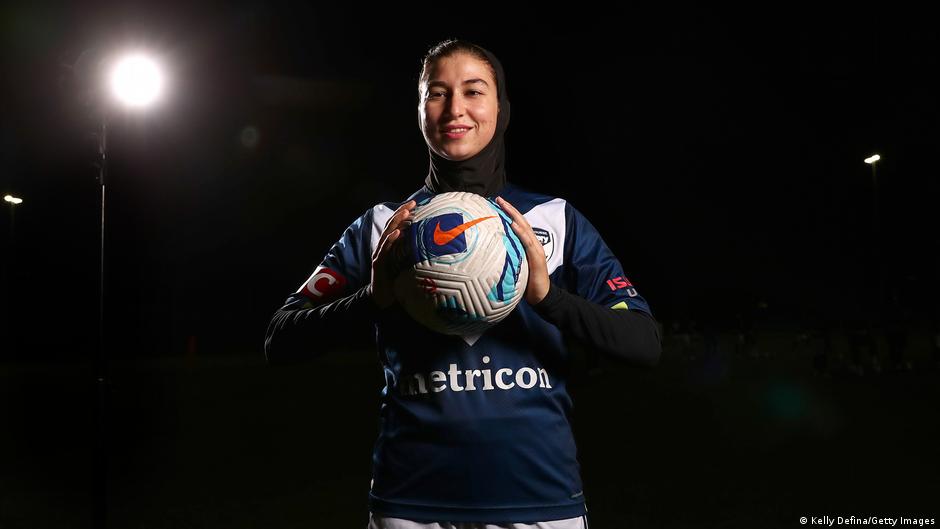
393, 192, 529, 336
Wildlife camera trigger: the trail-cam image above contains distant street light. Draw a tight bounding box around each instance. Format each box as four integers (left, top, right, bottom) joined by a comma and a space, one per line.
4, 194, 22, 245
864, 154, 881, 164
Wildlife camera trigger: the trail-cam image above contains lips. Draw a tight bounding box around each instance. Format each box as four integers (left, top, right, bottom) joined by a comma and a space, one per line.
442, 126, 471, 139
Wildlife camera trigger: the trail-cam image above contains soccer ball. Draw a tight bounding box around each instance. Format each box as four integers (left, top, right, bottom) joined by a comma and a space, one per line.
392, 192, 528, 336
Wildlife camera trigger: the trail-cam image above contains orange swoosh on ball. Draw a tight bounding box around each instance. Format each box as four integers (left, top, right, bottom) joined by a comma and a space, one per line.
433, 216, 496, 245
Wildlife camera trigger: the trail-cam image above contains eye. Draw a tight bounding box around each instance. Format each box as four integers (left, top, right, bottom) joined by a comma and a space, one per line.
467, 90, 483, 96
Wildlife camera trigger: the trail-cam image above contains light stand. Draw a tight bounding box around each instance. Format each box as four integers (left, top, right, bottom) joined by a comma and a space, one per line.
93, 108, 108, 529
74, 49, 164, 529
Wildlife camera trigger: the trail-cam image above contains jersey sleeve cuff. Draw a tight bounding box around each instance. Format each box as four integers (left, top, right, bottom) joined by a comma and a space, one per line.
530, 281, 569, 321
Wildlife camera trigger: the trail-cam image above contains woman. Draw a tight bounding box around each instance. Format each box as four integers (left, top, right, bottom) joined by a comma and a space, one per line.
265, 39, 662, 529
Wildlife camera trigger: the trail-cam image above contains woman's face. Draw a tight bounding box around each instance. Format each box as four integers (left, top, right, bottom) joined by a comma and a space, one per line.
419, 52, 499, 161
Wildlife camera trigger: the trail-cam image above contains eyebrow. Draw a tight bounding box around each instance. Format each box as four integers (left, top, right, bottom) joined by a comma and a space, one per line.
428, 78, 490, 89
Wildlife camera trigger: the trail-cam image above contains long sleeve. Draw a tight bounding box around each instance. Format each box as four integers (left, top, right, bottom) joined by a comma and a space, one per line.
264, 284, 384, 365
531, 281, 662, 367
263, 206, 383, 366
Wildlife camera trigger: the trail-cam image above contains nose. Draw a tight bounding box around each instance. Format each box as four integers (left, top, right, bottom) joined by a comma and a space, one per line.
444, 93, 464, 119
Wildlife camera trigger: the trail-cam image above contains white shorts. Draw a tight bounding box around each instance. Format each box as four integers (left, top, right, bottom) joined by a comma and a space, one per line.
367, 512, 589, 529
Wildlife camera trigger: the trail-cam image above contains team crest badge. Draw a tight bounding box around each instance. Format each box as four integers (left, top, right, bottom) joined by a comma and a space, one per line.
531, 227, 554, 261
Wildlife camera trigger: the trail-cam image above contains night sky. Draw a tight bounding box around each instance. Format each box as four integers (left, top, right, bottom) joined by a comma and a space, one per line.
1, 6, 938, 358
2, 5, 939, 529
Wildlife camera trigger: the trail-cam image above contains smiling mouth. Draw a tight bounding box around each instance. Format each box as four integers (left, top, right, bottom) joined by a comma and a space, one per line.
442, 128, 471, 139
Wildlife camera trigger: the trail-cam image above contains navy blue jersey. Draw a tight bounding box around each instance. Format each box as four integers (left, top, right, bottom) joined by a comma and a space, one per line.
282, 182, 653, 523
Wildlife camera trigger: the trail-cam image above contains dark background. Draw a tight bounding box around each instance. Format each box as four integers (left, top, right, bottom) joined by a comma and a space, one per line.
1, 4, 937, 528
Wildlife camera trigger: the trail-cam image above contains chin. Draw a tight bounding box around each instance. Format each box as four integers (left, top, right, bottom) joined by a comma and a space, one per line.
445, 152, 472, 161
439, 145, 477, 161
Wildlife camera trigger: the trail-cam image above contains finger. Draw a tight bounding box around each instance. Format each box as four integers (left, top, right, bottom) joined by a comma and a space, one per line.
514, 222, 546, 259
374, 227, 391, 260
383, 227, 410, 261
376, 203, 416, 258
386, 229, 410, 276
388, 212, 411, 253
512, 225, 537, 249
498, 199, 537, 245
388, 208, 412, 232
383, 200, 417, 231
375, 228, 400, 264
496, 196, 520, 214
379, 229, 411, 277
506, 216, 543, 260
495, 196, 517, 215
374, 217, 403, 259
496, 197, 532, 230
386, 202, 417, 236
516, 225, 544, 255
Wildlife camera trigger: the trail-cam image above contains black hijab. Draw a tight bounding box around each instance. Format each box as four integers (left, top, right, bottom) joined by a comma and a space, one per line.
422, 44, 511, 198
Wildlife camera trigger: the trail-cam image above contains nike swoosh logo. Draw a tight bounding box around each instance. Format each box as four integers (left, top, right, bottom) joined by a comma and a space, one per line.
433, 216, 496, 245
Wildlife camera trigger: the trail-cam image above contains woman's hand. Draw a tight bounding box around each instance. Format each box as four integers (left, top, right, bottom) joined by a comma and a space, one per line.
496, 196, 550, 305
370, 200, 416, 309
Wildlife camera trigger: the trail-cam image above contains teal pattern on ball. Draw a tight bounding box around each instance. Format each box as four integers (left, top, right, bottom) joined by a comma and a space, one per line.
485, 199, 525, 303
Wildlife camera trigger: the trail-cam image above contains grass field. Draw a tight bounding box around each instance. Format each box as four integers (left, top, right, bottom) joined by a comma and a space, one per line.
2, 333, 937, 528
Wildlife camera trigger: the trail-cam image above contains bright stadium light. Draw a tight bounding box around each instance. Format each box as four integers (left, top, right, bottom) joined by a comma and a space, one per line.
109, 53, 164, 108
864, 154, 881, 164
4, 195, 23, 205
68, 46, 170, 528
